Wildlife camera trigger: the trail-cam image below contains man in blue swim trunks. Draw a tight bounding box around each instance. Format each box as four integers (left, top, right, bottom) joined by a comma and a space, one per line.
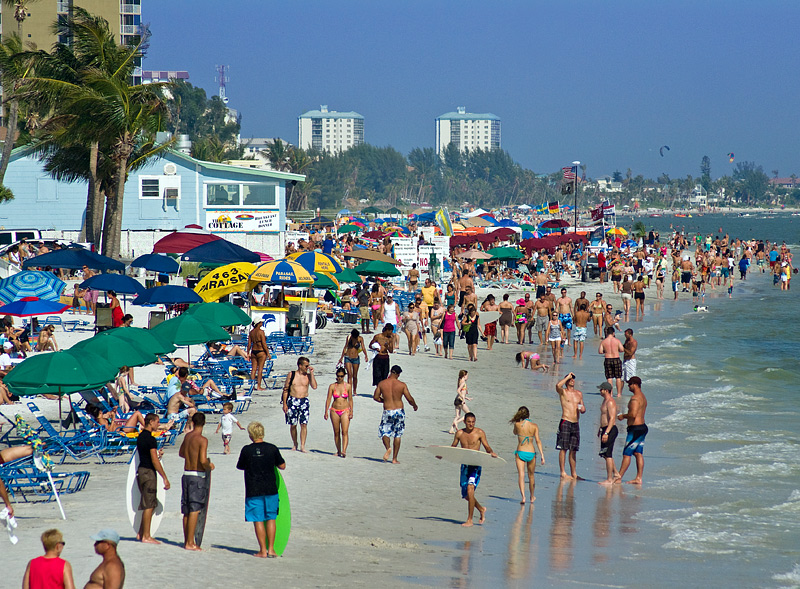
452, 413, 497, 527
616, 376, 648, 485
556, 288, 573, 346
373, 365, 417, 464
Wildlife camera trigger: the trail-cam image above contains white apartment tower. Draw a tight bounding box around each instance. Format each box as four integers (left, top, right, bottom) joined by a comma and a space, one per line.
435, 106, 501, 154
298, 105, 364, 153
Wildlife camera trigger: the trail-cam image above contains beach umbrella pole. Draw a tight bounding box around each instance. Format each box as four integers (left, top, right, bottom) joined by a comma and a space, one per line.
34, 455, 66, 520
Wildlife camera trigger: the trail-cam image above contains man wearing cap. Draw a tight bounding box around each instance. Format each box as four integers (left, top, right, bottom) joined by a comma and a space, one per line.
373, 365, 418, 464
0, 341, 14, 372
596, 383, 619, 485
86, 529, 125, 589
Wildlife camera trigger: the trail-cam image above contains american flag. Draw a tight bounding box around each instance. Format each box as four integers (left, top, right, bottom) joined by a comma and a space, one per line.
562, 166, 577, 181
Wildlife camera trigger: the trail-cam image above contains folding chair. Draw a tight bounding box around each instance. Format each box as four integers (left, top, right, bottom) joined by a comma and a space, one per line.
26, 402, 108, 464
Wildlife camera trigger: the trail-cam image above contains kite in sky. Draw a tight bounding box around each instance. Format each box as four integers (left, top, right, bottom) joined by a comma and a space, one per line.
659, 145, 670, 157
727, 152, 735, 163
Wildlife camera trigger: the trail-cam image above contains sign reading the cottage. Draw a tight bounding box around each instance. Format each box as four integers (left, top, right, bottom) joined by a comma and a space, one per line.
205, 210, 280, 233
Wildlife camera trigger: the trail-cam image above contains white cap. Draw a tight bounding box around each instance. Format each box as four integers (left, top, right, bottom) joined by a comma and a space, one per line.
2, 342, 12, 349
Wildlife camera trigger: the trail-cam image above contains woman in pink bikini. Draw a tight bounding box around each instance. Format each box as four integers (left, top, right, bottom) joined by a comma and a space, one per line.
324, 368, 353, 458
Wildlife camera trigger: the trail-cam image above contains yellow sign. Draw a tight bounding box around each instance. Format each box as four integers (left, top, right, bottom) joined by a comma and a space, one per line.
194, 262, 258, 302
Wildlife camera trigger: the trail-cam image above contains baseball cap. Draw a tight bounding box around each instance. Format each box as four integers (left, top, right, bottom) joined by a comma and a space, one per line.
2, 342, 12, 349
597, 382, 613, 391
387, 293, 393, 298
91, 529, 120, 545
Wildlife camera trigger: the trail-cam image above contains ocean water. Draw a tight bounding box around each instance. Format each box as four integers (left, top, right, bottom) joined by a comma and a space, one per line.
410, 216, 800, 588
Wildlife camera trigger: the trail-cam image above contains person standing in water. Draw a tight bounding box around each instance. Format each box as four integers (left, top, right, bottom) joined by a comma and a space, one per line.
451, 413, 497, 526
510, 407, 545, 504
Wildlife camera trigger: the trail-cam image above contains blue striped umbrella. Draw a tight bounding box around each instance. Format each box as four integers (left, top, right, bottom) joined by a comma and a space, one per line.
0, 271, 66, 304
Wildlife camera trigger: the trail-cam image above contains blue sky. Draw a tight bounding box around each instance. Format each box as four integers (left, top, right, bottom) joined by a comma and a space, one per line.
143, 1, 799, 180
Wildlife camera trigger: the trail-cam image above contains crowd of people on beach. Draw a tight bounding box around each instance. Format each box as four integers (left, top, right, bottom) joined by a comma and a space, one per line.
3, 219, 795, 578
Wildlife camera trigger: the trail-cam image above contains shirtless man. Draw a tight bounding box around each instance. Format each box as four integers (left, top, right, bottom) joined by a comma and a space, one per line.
451, 413, 497, 526
178, 413, 214, 550
458, 271, 474, 309
622, 329, 638, 384
603, 304, 620, 333
408, 263, 420, 292
85, 529, 125, 589
534, 268, 549, 299
572, 304, 590, 359
372, 365, 417, 464
281, 356, 317, 452
555, 372, 585, 479
632, 275, 646, 318
599, 327, 625, 398
522, 293, 536, 343
680, 256, 694, 292
616, 376, 648, 484
556, 288, 573, 346
166, 381, 197, 432
533, 294, 552, 345
573, 291, 589, 316
597, 383, 619, 485
460, 285, 477, 316
589, 292, 606, 336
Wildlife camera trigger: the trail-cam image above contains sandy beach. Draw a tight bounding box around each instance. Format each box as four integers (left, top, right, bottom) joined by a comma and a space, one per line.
0, 272, 713, 587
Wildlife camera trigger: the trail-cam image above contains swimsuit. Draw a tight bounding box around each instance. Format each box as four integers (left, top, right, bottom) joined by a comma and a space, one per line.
604, 357, 623, 380
573, 326, 587, 342
634, 292, 645, 300
548, 320, 562, 341
379, 408, 405, 438
285, 396, 310, 425
555, 419, 580, 452
622, 358, 637, 381
344, 356, 360, 365
515, 451, 535, 462
558, 312, 573, 330
499, 307, 514, 327
598, 425, 618, 458
460, 464, 482, 498
623, 424, 648, 456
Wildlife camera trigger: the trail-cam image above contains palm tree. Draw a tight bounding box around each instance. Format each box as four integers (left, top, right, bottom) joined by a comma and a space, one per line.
0, 34, 33, 188
262, 138, 290, 172
22, 9, 170, 257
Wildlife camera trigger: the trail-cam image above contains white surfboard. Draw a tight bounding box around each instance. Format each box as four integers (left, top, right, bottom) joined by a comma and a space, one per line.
126, 451, 166, 536
425, 445, 507, 468
479, 310, 501, 324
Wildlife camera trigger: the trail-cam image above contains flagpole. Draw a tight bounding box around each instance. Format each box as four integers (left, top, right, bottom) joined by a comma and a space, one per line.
572, 161, 580, 233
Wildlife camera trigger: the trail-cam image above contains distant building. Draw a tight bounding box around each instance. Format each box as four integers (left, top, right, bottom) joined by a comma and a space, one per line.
0, 1, 143, 84
298, 106, 364, 153
239, 137, 293, 159
688, 184, 708, 208
596, 179, 624, 193
435, 107, 501, 154
142, 70, 189, 84
769, 177, 799, 189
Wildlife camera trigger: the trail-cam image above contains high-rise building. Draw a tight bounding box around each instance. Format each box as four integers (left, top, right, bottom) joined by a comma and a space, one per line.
298, 105, 364, 153
435, 106, 501, 154
0, 1, 143, 83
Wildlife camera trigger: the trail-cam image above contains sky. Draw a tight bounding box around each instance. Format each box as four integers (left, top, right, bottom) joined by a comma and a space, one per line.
143, 0, 799, 180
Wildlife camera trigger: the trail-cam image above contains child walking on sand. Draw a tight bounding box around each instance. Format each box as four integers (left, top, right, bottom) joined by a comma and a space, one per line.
449, 370, 471, 434
215, 403, 245, 454
515, 351, 549, 372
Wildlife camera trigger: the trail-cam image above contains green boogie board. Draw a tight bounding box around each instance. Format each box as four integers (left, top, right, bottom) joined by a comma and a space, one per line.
272, 469, 291, 556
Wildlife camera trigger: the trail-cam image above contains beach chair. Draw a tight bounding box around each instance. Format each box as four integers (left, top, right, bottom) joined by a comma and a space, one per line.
26, 401, 108, 464
43, 317, 63, 328
0, 456, 90, 502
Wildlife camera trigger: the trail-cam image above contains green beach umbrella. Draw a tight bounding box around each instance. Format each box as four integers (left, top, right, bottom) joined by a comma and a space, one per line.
312, 272, 339, 290
5, 350, 118, 393
354, 260, 402, 278
487, 247, 524, 261
102, 326, 176, 355
333, 268, 361, 283
520, 224, 536, 231
184, 301, 251, 327
337, 224, 362, 234
71, 334, 157, 369
151, 314, 232, 346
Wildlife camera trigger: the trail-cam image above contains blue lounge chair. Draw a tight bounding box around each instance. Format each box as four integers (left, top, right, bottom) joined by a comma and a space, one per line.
0, 456, 90, 502
26, 402, 107, 463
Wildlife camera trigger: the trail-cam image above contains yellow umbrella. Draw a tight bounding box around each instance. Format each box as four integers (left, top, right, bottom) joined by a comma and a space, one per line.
249, 259, 314, 285
193, 262, 257, 302
606, 227, 628, 236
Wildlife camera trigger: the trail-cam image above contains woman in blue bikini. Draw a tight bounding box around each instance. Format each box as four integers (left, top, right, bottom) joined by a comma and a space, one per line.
510, 406, 545, 504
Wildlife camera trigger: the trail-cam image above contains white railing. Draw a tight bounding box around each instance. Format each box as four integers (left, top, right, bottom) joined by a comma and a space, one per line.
121, 25, 138, 35
120, 4, 141, 14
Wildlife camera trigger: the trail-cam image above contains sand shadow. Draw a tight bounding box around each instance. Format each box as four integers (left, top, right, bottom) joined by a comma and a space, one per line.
355, 456, 389, 463
487, 495, 522, 502
308, 449, 338, 457
209, 543, 259, 556
413, 516, 467, 525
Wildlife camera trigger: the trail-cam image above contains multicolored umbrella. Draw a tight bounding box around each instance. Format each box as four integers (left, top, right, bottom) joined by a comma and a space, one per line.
193, 262, 258, 303
606, 227, 628, 236
0, 271, 66, 304
249, 259, 314, 286
288, 251, 343, 274
0, 296, 70, 317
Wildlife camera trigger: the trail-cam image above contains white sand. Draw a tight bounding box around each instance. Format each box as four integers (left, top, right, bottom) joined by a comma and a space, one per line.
1, 273, 641, 587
